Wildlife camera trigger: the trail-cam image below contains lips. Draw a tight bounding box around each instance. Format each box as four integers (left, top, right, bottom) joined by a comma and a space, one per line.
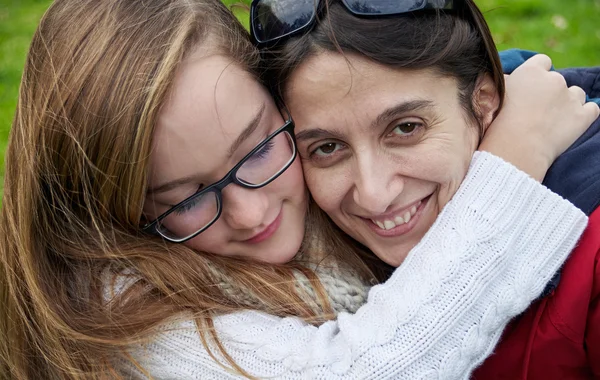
362, 195, 431, 237
243, 209, 283, 244
370, 200, 421, 230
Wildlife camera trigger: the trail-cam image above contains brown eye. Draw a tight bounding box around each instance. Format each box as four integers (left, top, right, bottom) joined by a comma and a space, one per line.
392, 122, 419, 135
311, 142, 344, 158
319, 143, 337, 154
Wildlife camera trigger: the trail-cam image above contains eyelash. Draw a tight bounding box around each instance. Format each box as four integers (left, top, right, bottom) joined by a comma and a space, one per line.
174, 197, 199, 215
172, 185, 204, 215
305, 120, 425, 165
166, 135, 276, 216
387, 121, 424, 139
250, 139, 274, 161
308, 141, 346, 161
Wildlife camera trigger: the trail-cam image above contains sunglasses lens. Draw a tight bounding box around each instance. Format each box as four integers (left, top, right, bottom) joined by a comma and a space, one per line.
342, 0, 450, 15
252, 0, 317, 44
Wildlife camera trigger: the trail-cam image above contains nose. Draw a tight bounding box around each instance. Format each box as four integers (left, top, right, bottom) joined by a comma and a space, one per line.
352, 156, 404, 215
221, 185, 269, 230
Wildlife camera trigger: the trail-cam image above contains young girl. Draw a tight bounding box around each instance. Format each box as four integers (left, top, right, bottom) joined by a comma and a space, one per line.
0, 0, 595, 378
257, 0, 600, 378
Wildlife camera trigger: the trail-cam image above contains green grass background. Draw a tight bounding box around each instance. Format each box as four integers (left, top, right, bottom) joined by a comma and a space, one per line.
1, 0, 599, 193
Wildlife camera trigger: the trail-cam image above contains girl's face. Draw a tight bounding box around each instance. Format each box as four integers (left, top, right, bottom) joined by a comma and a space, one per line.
143, 50, 306, 264
286, 52, 488, 266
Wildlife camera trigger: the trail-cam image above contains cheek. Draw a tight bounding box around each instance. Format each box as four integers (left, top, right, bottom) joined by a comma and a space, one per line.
182, 224, 226, 252
304, 166, 347, 216
269, 158, 306, 205
404, 131, 475, 187
444, 127, 479, 185
286, 159, 305, 187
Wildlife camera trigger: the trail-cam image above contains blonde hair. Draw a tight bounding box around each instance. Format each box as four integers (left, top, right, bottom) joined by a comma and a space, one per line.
0, 0, 378, 378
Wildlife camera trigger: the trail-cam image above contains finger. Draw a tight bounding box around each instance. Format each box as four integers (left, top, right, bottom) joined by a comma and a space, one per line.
520, 54, 553, 71
583, 101, 600, 124
569, 86, 587, 105
548, 71, 567, 87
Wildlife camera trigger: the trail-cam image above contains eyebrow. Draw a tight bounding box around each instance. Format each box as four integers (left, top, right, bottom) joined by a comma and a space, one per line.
295, 100, 435, 143
227, 102, 266, 157
146, 175, 201, 196
295, 128, 347, 142
147, 103, 266, 196
371, 100, 435, 130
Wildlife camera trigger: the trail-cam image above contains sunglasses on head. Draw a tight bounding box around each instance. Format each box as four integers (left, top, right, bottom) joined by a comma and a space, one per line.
250, 0, 458, 47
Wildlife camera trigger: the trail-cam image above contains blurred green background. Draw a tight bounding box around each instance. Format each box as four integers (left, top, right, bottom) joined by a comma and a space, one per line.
1, 0, 599, 192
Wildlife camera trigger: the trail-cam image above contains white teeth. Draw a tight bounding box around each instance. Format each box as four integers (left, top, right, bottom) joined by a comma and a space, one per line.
372, 201, 422, 230
403, 211, 412, 224
372, 219, 399, 230
384, 220, 396, 230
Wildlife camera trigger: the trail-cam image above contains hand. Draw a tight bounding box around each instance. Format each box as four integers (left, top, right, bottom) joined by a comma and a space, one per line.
478, 54, 600, 181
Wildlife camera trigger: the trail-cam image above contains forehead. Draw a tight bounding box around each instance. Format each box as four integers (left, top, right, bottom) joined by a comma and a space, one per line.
150, 53, 269, 184
285, 51, 458, 122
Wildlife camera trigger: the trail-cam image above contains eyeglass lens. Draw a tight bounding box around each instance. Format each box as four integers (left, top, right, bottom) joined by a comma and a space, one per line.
157, 191, 220, 241
253, 0, 455, 44
237, 129, 295, 185
342, 0, 426, 14
252, 0, 317, 43
155, 130, 295, 241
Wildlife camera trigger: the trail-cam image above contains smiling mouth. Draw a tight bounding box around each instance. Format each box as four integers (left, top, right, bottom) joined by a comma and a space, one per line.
243, 209, 283, 244
370, 201, 420, 230
362, 195, 432, 237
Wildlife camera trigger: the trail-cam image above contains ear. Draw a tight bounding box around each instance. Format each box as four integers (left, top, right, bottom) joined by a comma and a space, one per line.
473, 74, 501, 133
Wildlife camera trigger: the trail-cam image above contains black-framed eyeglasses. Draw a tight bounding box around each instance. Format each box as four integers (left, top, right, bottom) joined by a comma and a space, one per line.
143, 109, 296, 243
250, 0, 457, 47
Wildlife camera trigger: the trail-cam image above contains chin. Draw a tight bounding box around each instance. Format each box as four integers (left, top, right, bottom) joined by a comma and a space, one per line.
253, 244, 299, 264
268, 252, 298, 265
382, 249, 410, 267
370, 240, 415, 267
257, 235, 303, 265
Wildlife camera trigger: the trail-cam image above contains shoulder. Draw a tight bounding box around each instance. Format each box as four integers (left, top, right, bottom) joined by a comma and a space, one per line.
499, 50, 600, 215
577, 207, 600, 255
563, 208, 600, 271
499, 49, 600, 99
543, 116, 600, 215
557, 207, 600, 299
558, 66, 600, 99
585, 208, 600, 290
588, 206, 600, 233
536, 208, 600, 344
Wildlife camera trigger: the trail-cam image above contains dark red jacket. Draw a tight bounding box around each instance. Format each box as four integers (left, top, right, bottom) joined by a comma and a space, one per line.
473, 207, 600, 379
474, 59, 600, 379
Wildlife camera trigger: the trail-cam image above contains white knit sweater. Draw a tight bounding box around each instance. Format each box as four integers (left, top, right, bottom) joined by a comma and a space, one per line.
122, 152, 588, 379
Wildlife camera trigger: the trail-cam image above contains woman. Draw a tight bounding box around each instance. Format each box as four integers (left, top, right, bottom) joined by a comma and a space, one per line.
0, 0, 594, 378
257, 0, 600, 377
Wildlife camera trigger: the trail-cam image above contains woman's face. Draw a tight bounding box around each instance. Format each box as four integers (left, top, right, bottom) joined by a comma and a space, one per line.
286, 52, 483, 266
143, 50, 306, 264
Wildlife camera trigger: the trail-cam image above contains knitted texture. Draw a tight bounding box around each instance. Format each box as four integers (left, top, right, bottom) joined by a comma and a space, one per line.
290, 259, 371, 315
203, 249, 371, 315
122, 152, 588, 379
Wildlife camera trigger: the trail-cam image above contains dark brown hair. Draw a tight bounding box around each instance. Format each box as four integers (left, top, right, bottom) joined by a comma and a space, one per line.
262, 0, 505, 130
0, 0, 375, 378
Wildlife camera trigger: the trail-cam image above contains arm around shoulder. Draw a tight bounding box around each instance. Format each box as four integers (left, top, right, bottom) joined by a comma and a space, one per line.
122, 152, 588, 379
